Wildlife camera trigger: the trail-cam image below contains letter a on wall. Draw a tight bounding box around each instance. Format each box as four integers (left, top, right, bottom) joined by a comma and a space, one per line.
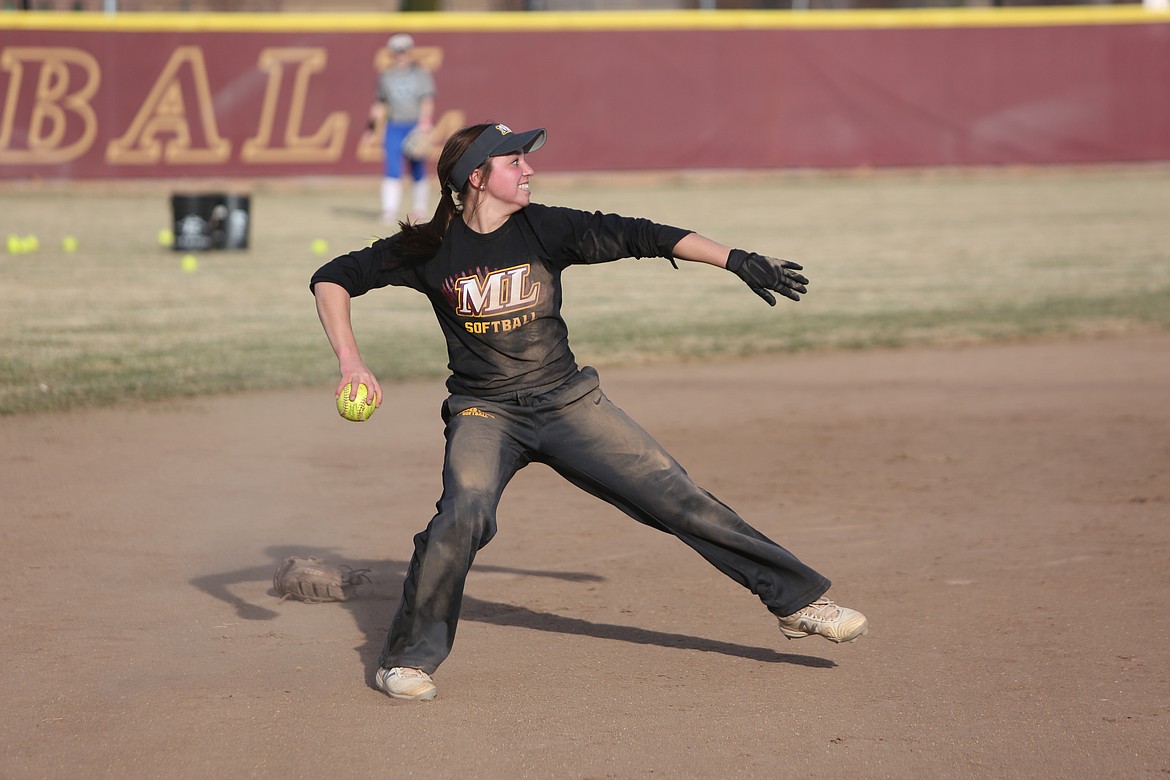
106, 46, 230, 165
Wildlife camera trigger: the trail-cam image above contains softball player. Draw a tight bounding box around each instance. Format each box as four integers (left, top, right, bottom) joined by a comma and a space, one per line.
311, 123, 868, 702
365, 33, 435, 224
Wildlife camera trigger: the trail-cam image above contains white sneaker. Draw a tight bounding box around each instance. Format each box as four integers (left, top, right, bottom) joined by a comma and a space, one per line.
374, 666, 437, 701
778, 597, 869, 643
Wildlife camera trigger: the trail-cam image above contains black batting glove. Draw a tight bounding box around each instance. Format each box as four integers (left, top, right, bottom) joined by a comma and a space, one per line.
725, 248, 809, 306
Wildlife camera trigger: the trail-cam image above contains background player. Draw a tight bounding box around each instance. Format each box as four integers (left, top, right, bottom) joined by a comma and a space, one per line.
364, 33, 435, 224
311, 122, 868, 701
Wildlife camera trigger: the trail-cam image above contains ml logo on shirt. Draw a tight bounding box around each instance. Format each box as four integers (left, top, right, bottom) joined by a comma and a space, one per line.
454, 264, 541, 317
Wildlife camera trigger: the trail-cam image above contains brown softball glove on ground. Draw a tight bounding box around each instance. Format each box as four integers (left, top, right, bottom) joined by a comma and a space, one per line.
272, 556, 370, 603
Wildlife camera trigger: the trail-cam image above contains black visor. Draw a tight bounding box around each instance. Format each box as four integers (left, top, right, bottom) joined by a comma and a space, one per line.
447, 124, 547, 193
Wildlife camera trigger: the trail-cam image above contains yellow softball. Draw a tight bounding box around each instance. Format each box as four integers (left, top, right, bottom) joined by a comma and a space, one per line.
337, 382, 375, 422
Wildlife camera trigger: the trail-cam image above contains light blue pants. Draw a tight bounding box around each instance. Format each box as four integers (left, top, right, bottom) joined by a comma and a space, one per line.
383, 121, 426, 181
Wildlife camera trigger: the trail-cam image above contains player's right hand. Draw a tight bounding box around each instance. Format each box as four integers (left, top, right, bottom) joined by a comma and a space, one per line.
336, 358, 382, 407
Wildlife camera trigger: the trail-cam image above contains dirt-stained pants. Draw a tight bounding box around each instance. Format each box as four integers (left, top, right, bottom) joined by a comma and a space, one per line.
379, 366, 830, 674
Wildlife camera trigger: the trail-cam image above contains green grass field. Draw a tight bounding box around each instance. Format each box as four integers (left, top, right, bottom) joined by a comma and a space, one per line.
2, 165, 1168, 416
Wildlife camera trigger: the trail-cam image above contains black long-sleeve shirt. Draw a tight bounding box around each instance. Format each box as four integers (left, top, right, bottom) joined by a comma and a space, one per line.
311, 203, 691, 397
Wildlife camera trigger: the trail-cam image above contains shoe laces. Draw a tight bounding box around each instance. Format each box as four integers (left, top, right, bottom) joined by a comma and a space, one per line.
795, 597, 841, 620
392, 667, 431, 681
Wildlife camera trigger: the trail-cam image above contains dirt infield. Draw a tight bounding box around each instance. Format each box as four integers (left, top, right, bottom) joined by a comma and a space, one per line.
2, 334, 1168, 779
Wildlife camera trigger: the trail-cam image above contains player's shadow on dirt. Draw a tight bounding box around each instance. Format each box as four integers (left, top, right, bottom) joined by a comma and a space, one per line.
456, 599, 833, 668
190, 545, 835, 676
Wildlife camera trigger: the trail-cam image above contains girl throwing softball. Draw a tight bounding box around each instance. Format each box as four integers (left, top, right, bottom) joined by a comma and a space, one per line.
311, 123, 868, 701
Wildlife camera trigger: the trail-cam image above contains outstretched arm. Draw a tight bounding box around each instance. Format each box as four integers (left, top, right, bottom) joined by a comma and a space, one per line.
314, 281, 382, 407
670, 233, 732, 268
672, 233, 809, 306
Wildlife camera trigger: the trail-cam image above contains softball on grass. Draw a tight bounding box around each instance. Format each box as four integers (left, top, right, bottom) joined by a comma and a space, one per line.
62, 235, 79, 253
337, 382, 375, 422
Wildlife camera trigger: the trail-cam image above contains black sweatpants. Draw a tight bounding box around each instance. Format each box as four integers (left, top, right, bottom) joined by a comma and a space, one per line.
379, 366, 830, 674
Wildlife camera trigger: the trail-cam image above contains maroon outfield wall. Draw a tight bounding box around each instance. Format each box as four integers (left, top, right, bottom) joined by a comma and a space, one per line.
2, 10, 1169, 179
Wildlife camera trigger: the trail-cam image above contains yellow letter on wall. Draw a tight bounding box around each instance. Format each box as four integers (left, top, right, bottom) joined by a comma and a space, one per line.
106, 46, 230, 165
0, 47, 100, 164
242, 48, 347, 163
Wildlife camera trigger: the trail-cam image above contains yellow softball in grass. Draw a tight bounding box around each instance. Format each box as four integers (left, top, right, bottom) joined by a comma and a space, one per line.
337, 382, 375, 422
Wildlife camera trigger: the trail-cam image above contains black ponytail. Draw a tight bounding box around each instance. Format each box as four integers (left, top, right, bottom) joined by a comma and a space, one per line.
385, 123, 495, 267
